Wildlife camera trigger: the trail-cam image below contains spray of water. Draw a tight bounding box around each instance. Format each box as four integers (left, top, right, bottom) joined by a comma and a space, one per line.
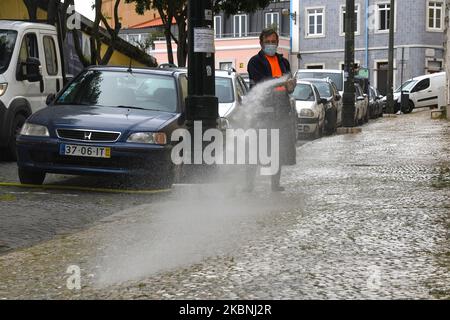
93, 76, 296, 287
231, 75, 291, 128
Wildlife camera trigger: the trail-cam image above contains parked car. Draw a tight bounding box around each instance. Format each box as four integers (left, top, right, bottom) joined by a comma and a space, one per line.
302, 78, 342, 134
16, 66, 189, 188
355, 83, 369, 124
215, 69, 248, 120
389, 72, 446, 113
0, 21, 63, 159
296, 69, 345, 96
368, 86, 384, 118
292, 80, 327, 139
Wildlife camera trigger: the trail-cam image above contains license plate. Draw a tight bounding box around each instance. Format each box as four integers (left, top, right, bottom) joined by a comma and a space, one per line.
60, 144, 111, 158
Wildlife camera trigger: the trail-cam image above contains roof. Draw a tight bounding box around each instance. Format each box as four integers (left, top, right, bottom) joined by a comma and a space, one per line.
301, 78, 333, 83
0, 20, 56, 32
411, 71, 446, 81
129, 17, 176, 29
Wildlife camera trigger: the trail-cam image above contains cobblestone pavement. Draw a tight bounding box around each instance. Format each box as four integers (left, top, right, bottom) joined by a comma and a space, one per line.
0, 110, 449, 299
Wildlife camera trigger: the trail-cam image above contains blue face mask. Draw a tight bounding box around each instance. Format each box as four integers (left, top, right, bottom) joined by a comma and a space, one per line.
263, 44, 278, 56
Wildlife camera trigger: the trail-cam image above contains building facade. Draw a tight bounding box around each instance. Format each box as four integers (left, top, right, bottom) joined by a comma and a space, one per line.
296, 0, 445, 94
117, 0, 292, 73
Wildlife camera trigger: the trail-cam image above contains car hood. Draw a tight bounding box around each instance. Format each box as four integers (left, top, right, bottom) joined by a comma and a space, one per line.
219, 102, 235, 118
28, 105, 180, 132
295, 101, 316, 110
0, 74, 6, 83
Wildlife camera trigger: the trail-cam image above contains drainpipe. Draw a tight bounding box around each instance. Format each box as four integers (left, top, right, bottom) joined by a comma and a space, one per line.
365, 0, 369, 71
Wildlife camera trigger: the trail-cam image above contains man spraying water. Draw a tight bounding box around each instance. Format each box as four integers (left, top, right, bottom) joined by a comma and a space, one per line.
245, 28, 297, 192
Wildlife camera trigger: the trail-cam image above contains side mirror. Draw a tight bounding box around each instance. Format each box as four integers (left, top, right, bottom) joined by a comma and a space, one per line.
335, 95, 341, 101
46, 93, 56, 105
320, 98, 328, 105
357, 96, 365, 101
24, 57, 43, 83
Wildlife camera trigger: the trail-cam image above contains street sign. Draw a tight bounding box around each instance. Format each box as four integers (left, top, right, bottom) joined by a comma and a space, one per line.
358, 68, 369, 79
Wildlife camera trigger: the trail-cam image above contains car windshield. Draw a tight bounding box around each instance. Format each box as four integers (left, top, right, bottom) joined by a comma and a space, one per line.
297, 71, 343, 91
292, 84, 315, 101
215, 77, 234, 103
56, 70, 178, 112
0, 30, 17, 74
309, 82, 332, 98
395, 79, 417, 93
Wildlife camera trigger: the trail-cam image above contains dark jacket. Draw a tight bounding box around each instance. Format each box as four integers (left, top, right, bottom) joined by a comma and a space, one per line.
246, 50, 296, 167
247, 50, 291, 87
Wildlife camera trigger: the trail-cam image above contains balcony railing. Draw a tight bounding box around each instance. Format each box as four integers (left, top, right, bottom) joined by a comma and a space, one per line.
153, 32, 290, 42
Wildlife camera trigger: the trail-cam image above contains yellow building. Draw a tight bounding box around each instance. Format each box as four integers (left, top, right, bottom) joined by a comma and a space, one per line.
0, 0, 157, 69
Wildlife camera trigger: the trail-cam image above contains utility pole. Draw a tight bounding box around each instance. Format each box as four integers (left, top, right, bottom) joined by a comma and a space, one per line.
386, 0, 395, 113
186, 0, 218, 128
343, 0, 356, 127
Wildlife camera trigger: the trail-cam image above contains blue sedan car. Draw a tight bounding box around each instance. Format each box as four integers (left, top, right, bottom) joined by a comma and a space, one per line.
16, 66, 188, 188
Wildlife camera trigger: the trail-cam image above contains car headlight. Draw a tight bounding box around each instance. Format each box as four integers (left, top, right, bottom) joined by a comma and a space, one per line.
299, 109, 315, 117
0, 83, 7, 97
127, 132, 167, 145
20, 123, 49, 137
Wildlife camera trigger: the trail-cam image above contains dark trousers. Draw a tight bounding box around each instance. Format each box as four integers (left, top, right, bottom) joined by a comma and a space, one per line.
245, 164, 281, 190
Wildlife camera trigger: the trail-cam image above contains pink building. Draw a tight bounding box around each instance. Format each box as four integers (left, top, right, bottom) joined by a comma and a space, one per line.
152, 36, 291, 74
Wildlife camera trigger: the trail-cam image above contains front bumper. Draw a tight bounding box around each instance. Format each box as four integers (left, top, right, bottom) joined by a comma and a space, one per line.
16, 136, 173, 176
297, 117, 319, 134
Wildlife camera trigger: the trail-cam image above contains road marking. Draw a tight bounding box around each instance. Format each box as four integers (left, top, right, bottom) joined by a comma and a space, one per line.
0, 182, 171, 195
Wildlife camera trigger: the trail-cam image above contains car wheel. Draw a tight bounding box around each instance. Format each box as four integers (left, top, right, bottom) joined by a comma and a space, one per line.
8, 114, 27, 161
18, 167, 46, 185
404, 101, 414, 114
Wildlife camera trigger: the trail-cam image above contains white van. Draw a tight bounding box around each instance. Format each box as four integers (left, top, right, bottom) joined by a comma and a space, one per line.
0, 20, 62, 159
394, 72, 446, 113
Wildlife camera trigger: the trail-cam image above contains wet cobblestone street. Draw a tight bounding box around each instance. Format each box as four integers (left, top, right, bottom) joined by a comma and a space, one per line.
0, 110, 449, 299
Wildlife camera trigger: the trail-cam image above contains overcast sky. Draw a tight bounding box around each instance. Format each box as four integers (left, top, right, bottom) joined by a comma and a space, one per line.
74, 0, 95, 21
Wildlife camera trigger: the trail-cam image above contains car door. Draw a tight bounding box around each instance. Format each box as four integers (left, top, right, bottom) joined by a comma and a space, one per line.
410, 78, 435, 108
15, 30, 43, 112
40, 32, 62, 100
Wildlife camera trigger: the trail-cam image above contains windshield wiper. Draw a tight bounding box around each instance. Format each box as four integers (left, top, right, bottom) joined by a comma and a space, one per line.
115, 105, 146, 110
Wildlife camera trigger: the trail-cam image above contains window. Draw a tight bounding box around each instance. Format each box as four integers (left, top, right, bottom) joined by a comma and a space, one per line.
233, 14, 248, 37
19, 33, 39, 63
426, 59, 443, 74
306, 65, 324, 69
265, 12, 280, 30
377, 3, 391, 31
292, 83, 315, 101
306, 8, 324, 37
215, 77, 234, 103
219, 62, 233, 70
214, 16, 222, 38
341, 4, 359, 35
428, 1, 443, 31
43, 36, 58, 76
412, 79, 430, 92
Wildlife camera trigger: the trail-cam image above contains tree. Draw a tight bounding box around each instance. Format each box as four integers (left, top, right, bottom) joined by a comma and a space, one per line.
126, 0, 271, 67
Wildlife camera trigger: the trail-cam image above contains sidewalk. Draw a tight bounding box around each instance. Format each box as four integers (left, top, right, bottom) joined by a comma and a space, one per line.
0, 110, 449, 299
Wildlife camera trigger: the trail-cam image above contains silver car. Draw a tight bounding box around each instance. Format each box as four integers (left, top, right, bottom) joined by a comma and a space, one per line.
292, 80, 327, 139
